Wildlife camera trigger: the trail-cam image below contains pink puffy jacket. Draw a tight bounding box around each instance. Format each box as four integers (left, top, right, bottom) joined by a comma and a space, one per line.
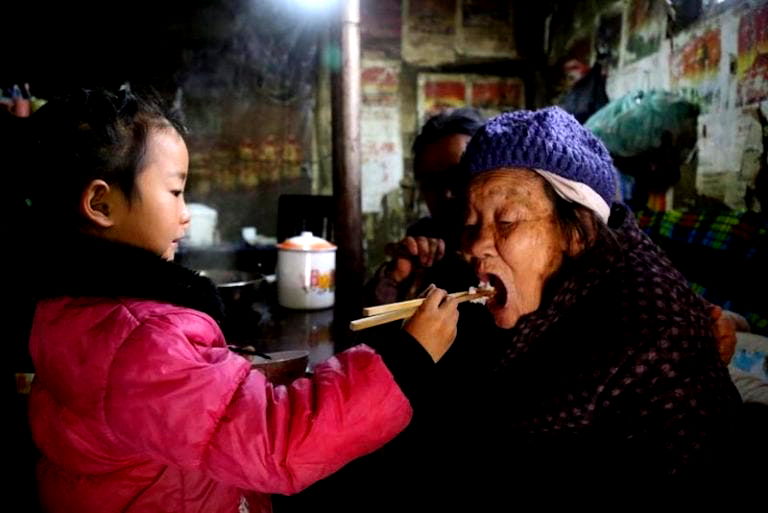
29, 297, 413, 513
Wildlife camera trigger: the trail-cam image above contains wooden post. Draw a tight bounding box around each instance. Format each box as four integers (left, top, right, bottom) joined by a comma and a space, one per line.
331, 0, 362, 349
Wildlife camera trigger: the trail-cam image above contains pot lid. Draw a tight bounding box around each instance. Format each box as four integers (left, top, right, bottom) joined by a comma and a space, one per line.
276, 231, 336, 251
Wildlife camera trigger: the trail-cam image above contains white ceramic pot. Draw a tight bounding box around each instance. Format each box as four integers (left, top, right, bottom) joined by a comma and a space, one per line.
276, 231, 336, 310
185, 203, 218, 247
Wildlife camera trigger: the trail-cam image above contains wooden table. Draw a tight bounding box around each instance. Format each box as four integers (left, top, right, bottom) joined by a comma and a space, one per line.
224, 281, 336, 371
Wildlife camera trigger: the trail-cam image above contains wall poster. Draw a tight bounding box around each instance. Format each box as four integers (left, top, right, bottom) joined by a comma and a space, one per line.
671, 24, 722, 111
468, 76, 525, 118
417, 73, 525, 125
624, 0, 667, 65
736, 2, 768, 106
417, 73, 468, 124
361, 59, 404, 213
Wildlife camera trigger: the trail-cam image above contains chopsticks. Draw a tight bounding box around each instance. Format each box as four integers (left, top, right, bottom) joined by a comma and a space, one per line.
349, 289, 494, 331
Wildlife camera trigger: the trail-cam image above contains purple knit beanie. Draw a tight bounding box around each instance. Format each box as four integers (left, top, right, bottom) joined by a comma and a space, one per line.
461, 106, 617, 208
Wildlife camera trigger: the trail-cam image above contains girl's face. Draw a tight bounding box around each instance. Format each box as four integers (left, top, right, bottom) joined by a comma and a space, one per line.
416, 133, 472, 221
461, 169, 567, 329
107, 128, 190, 260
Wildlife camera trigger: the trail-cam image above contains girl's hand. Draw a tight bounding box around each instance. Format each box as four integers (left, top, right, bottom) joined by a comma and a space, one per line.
404, 286, 459, 362
386, 236, 446, 282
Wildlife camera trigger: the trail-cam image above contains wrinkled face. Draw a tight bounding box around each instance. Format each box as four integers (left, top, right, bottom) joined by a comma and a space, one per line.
415, 133, 471, 222
462, 169, 567, 329
108, 128, 190, 260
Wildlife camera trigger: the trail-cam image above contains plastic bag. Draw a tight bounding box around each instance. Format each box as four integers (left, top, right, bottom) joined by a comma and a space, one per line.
585, 89, 699, 157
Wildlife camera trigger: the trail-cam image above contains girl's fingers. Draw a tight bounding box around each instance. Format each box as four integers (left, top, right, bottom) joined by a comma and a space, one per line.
415, 236, 431, 265
435, 239, 446, 262
403, 236, 419, 256
426, 238, 441, 266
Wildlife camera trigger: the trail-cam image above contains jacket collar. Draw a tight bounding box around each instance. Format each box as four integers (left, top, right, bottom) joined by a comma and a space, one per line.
33, 235, 225, 323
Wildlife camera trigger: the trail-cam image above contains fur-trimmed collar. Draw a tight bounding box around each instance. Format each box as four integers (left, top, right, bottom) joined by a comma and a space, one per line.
33, 235, 224, 322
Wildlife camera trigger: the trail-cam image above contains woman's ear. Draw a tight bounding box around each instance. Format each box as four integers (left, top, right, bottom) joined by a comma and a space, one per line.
562, 225, 583, 257
81, 179, 117, 228
563, 208, 598, 258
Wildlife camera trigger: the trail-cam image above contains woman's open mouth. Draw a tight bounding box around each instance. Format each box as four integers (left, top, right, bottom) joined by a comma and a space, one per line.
485, 274, 507, 308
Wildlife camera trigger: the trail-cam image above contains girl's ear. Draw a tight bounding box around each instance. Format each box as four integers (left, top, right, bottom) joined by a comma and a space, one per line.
81, 179, 116, 228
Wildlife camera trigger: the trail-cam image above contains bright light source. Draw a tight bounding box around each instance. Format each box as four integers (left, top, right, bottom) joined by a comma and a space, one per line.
293, 0, 339, 9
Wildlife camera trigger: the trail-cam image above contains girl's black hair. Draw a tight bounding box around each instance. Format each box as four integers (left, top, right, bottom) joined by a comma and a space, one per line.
412, 108, 485, 177
27, 88, 185, 232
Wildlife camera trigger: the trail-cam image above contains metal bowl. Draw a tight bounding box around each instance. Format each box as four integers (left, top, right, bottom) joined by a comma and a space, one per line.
199, 269, 262, 288
199, 270, 264, 341
248, 350, 310, 386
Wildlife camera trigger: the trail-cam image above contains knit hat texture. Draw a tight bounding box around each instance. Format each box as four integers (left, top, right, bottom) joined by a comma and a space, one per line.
461, 106, 617, 207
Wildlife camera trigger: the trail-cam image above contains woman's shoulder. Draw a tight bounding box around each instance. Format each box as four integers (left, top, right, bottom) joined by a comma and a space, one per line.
611, 210, 710, 325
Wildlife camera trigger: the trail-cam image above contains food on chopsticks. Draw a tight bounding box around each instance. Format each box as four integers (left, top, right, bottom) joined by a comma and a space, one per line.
468, 281, 495, 305
350, 287, 496, 331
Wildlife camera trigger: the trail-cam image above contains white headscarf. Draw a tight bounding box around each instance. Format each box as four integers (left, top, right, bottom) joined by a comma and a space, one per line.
534, 168, 611, 224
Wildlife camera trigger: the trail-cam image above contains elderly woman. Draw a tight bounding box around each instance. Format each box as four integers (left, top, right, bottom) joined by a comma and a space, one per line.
422, 106, 741, 502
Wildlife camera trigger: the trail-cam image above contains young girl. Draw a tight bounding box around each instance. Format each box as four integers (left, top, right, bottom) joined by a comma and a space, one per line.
24, 89, 459, 513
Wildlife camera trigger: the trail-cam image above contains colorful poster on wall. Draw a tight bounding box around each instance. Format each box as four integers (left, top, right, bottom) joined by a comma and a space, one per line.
736, 2, 768, 106
456, 0, 516, 58
402, 0, 457, 66
361, 59, 403, 213
671, 25, 722, 110
468, 76, 525, 117
417, 73, 468, 124
624, 0, 666, 65
417, 73, 526, 124
361, 60, 399, 106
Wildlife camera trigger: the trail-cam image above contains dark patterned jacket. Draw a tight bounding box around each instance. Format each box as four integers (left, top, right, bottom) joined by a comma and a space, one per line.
427, 203, 742, 503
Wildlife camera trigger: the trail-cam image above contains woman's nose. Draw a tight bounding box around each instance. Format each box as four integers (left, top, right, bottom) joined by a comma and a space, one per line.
464, 223, 496, 260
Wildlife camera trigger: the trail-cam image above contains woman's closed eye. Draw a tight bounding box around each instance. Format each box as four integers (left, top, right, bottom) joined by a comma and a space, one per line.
171, 190, 183, 197
497, 219, 519, 232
